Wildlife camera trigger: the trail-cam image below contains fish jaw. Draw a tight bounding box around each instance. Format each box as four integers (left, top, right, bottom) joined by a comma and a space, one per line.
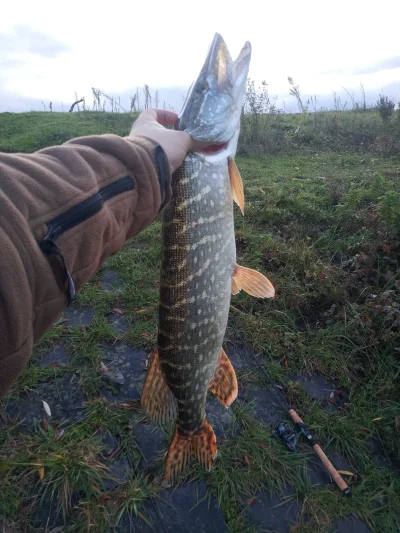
177, 33, 251, 151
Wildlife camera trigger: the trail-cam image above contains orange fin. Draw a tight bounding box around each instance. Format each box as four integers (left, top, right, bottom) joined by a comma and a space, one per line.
231, 264, 275, 298
141, 349, 177, 425
165, 417, 217, 481
228, 157, 244, 215
209, 348, 238, 407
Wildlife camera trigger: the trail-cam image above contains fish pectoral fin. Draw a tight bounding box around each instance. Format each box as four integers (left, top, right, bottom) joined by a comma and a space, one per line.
228, 157, 245, 215
140, 349, 178, 425
165, 417, 217, 481
209, 348, 238, 407
231, 264, 275, 298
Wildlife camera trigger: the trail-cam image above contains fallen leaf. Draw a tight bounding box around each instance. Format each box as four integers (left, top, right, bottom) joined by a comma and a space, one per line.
356, 427, 371, 435
42, 417, 48, 431
112, 308, 124, 315
42, 400, 51, 418
244, 453, 250, 465
246, 497, 256, 506
37, 458, 45, 480
372, 417, 383, 421
99, 494, 111, 502
55, 429, 65, 441
337, 470, 354, 476
284, 360, 289, 367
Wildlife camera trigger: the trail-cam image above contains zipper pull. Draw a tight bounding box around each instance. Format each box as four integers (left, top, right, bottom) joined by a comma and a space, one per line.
39, 239, 76, 305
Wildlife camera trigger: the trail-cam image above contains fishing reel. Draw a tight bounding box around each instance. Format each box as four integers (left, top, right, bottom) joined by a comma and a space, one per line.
272, 422, 299, 452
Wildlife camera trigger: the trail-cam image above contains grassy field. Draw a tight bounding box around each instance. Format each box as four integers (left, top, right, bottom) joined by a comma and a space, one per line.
0, 111, 399, 532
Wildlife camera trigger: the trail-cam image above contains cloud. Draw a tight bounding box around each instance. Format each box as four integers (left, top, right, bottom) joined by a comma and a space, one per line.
0, 58, 25, 69
318, 56, 400, 77
353, 56, 400, 75
0, 25, 69, 59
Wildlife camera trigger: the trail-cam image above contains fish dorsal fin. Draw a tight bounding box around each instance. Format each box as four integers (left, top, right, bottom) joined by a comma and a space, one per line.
165, 417, 217, 481
228, 157, 244, 215
141, 349, 178, 425
231, 264, 275, 298
208, 348, 238, 407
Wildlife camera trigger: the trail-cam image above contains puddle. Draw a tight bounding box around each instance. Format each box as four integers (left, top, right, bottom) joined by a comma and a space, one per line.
102, 270, 125, 294
63, 306, 95, 327
239, 382, 282, 426
206, 394, 236, 440
3, 372, 86, 427
246, 485, 303, 533
117, 480, 228, 533
100, 344, 147, 401
39, 344, 69, 368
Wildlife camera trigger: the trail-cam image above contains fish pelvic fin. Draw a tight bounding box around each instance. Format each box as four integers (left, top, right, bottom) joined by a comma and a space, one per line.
209, 348, 238, 407
228, 157, 244, 215
231, 264, 275, 298
141, 349, 178, 425
165, 417, 217, 481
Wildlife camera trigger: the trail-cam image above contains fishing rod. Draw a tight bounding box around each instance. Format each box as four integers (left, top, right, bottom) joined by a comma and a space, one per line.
244, 350, 352, 496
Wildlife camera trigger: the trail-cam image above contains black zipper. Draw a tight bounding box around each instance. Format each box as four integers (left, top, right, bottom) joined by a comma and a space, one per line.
39, 175, 134, 304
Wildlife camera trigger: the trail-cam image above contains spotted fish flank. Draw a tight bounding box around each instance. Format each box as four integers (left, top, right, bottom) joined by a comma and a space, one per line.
141, 33, 275, 481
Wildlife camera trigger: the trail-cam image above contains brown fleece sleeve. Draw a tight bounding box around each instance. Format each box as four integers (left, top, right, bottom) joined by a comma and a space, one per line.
0, 133, 170, 399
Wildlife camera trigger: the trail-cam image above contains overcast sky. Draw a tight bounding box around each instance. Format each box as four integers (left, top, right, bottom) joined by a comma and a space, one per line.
1, 0, 399, 112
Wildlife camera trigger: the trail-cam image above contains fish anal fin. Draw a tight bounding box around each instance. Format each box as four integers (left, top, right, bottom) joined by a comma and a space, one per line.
165, 417, 217, 481
232, 264, 275, 298
209, 348, 238, 407
141, 349, 177, 425
228, 157, 244, 215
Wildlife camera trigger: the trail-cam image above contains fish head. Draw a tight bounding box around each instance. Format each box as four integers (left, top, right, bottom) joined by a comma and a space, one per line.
177, 33, 251, 160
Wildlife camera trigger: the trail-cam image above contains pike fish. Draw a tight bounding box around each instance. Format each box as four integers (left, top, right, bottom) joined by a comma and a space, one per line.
141, 33, 275, 480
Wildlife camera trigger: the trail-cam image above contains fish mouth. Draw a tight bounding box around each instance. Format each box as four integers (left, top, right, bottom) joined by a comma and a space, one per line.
201, 142, 229, 155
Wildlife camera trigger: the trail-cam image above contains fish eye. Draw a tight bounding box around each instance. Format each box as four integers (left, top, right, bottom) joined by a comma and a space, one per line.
196, 79, 210, 94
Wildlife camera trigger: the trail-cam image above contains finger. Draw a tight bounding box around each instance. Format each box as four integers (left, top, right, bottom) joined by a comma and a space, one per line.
139, 108, 178, 127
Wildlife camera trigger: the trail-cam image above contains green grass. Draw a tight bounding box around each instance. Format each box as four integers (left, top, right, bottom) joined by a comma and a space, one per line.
0, 112, 399, 532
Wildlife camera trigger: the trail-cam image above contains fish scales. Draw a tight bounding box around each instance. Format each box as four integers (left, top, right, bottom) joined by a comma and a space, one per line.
158, 154, 235, 433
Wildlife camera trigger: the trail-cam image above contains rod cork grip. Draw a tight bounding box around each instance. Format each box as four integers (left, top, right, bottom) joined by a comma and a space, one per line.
288, 409, 351, 496
313, 444, 351, 494
289, 409, 303, 424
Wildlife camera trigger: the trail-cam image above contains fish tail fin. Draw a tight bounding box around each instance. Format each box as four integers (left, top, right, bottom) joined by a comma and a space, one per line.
209, 348, 238, 407
231, 264, 275, 298
141, 349, 178, 425
165, 417, 217, 481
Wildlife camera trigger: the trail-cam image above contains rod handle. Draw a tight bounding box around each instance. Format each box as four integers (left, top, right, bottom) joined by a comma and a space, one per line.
288, 409, 351, 495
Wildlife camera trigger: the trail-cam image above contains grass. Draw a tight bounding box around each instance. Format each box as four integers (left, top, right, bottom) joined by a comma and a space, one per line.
0, 111, 399, 532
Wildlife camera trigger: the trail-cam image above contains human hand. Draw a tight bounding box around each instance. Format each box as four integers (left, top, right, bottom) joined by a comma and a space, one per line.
130, 109, 199, 174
